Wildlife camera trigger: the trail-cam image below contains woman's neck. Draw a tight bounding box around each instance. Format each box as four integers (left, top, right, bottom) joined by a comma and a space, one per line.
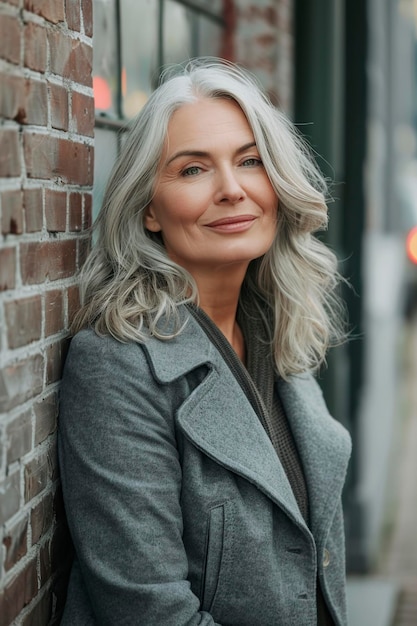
192, 265, 247, 360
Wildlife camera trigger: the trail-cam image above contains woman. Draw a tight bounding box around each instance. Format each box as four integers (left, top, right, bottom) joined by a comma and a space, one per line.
59, 59, 351, 625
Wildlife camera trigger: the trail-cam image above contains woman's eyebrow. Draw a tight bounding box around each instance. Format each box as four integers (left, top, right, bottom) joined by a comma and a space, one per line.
165, 142, 257, 166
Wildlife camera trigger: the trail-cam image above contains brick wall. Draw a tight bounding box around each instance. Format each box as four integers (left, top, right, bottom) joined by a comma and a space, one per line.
232, 0, 294, 112
0, 1, 93, 624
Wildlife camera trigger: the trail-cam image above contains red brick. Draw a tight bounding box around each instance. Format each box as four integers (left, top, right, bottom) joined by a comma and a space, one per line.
81, 0, 92, 37
0, 247, 17, 291
24, 132, 94, 185
3, 517, 28, 571
83, 192, 92, 229
49, 82, 69, 131
24, 0, 65, 23
21, 590, 52, 626
20, 240, 77, 284
67, 284, 80, 325
6, 409, 33, 464
71, 90, 94, 137
37, 544, 51, 591
0, 74, 47, 125
46, 338, 69, 384
0, 353, 44, 412
65, 0, 81, 31
0, 128, 20, 177
0, 14, 21, 65
0, 470, 20, 525
69, 192, 82, 231
48, 31, 92, 86
24, 22, 47, 73
45, 189, 67, 232
0, 558, 38, 624
24, 450, 50, 502
45, 289, 64, 336
70, 40, 92, 86
5, 295, 42, 348
34, 392, 58, 445
23, 188, 43, 232
31, 492, 54, 545
1, 189, 23, 235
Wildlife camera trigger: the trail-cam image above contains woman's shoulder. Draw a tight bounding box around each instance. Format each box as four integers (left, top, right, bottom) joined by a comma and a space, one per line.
64, 328, 151, 383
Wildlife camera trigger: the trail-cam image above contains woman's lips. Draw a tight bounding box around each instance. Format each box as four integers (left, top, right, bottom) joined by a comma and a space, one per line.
205, 215, 257, 232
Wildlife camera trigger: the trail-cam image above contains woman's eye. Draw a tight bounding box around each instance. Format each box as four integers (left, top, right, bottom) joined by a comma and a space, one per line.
181, 166, 201, 177
241, 158, 262, 167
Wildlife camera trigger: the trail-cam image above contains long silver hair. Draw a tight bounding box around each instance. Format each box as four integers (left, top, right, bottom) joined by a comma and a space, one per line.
72, 58, 346, 378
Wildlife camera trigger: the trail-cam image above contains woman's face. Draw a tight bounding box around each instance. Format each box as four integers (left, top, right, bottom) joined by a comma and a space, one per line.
145, 98, 278, 278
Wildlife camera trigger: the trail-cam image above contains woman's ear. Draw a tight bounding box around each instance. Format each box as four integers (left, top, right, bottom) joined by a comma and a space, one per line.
144, 205, 162, 232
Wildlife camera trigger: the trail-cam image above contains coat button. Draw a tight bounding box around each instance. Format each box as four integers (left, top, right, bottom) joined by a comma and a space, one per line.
323, 548, 330, 568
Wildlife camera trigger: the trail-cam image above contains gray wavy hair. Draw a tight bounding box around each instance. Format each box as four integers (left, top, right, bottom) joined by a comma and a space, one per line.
72, 58, 346, 378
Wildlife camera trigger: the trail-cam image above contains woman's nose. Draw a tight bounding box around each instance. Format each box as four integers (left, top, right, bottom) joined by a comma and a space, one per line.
213, 168, 247, 205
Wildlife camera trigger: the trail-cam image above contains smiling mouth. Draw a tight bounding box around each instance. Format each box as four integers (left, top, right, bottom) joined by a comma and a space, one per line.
205, 215, 257, 229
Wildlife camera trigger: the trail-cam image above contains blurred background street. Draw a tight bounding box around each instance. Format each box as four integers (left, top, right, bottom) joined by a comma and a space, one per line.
347, 314, 417, 625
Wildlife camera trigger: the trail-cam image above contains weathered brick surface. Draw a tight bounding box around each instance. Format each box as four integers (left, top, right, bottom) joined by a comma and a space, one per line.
0, 75, 48, 126
4, 296, 42, 348
0, 128, 21, 177
1, 190, 23, 235
24, 22, 48, 73
81, 0, 92, 37
45, 289, 65, 336
48, 31, 92, 86
69, 191, 82, 231
34, 392, 58, 445
0, 470, 21, 525
24, 132, 94, 185
0, 558, 38, 624
50, 82, 69, 131
46, 338, 69, 384
71, 90, 94, 137
0, 354, 44, 412
24, 0, 65, 24
5, 409, 33, 465
20, 240, 77, 284
45, 188, 67, 232
0, 0, 93, 621
24, 449, 51, 502
234, 0, 293, 111
0, 247, 17, 291
83, 192, 92, 229
23, 188, 43, 232
0, 14, 21, 65
66, 0, 81, 32
3, 517, 29, 571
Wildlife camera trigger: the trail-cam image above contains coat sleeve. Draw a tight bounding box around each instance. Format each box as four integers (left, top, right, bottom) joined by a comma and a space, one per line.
58, 330, 221, 626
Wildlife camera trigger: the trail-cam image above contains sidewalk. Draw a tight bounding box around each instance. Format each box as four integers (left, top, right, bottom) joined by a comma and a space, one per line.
346, 316, 417, 626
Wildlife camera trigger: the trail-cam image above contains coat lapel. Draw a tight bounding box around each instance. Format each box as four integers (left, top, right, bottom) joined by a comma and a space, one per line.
278, 375, 352, 541
142, 311, 351, 538
142, 312, 307, 531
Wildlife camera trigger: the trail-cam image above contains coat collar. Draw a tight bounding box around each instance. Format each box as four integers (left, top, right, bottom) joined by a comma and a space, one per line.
142, 310, 351, 539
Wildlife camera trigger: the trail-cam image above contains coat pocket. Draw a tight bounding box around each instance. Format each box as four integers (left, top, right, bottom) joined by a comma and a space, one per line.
200, 503, 225, 612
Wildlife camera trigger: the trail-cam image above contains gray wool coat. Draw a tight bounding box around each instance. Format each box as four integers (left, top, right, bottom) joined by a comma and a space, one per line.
58, 313, 352, 626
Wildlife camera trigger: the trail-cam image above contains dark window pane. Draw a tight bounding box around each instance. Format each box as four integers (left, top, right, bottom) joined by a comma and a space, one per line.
121, 0, 159, 118
197, 13, 223, 57
163, 1, 193, 64
93, 0, 118, 116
